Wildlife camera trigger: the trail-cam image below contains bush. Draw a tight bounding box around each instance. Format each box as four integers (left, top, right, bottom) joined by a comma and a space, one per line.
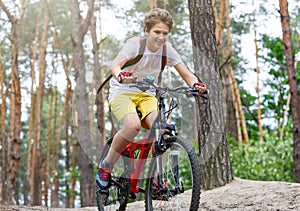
228, 135, 295, 182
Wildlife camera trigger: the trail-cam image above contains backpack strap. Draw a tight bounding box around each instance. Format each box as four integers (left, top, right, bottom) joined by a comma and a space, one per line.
97, 38, 146, 94
121, 37, 146, 70
157, 43, 167, 85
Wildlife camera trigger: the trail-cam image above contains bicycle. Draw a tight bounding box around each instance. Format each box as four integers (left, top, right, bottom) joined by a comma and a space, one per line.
96, 76, 208, 210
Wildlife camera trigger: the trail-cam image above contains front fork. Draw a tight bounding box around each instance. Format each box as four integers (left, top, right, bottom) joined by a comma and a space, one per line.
154, 125, 178, 192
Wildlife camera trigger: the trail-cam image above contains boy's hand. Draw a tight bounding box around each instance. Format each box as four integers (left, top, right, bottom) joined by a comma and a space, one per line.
193, 82, 207, 94
118, 71, 137, 84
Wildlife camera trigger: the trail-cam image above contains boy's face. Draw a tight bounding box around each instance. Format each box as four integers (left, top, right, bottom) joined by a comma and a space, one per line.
145, 22, 169, 52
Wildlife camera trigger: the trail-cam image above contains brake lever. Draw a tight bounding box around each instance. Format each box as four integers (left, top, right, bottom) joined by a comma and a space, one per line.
188, 88, 209, 100
198, 94, 209, 100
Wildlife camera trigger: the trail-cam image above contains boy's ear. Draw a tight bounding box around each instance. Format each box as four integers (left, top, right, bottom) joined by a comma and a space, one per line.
144, 27, 150, 33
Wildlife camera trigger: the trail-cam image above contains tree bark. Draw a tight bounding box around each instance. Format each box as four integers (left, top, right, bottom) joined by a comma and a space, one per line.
34, 4, 49, 205
225, 0, 248, 144
26, 0, 43, 205
252, 0, 263, 142
70, 133, 77, 208
91, 11, 105, 159
69, 0, 95, 206
50, 87, 59, 207
45, 86, 54, 207
0, 0, 27, 204
188, 0, 233, 190
279, 0, 300, 182
150, 0, 157, 8
0, 44, 7, 204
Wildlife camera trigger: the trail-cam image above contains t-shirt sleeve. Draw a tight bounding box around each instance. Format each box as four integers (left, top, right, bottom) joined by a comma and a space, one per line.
110, 37, 139, 69
119, 37, 140, 58
166, 42, 183, 67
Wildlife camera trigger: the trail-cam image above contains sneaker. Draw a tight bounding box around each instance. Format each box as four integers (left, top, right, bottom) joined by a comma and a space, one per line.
96, 166, 112, 190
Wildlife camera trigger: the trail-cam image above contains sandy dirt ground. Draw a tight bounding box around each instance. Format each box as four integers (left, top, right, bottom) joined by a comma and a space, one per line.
1, 178, 300, 211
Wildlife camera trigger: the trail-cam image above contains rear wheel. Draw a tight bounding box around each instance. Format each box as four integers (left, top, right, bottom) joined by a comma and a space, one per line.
145, 136, 201, 210
96, 138, 130, 211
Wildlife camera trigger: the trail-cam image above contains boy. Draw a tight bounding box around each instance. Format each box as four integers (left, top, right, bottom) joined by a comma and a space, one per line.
96, 8, 206, 189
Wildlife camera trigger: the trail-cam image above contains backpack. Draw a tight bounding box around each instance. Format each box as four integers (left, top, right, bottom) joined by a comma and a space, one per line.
97, 37, 167, 94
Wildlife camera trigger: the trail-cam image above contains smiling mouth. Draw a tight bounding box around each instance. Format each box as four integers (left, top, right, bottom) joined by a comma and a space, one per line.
155, 40, 165, 45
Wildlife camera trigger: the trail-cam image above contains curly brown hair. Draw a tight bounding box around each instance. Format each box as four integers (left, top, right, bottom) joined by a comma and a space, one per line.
143, 8, 174, 32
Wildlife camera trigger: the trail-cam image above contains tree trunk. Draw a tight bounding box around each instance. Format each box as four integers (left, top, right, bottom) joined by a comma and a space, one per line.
0, 0, 27, 203
218, 0, 239, 142
150, 0, 157, 8
50, 87, 59, 207
279, 0, 300, 182
254, 29, 263, 142
69, 0, 95, 206
64, 85, 72, 207
188, 0, 233, 190
26, 0, 44, 205
70, 133, 77, 208
91, 8, 105, 159
252, 0, 263, 142
0, 45, 7, 204
34, 4, 49, 205
9, 12, 22, 206
225, 0, 248, 144
212, 0, 225, 47
45, 86, 54, 206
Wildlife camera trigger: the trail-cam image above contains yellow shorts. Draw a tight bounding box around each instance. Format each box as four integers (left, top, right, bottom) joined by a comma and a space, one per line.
109, 92, 158, 122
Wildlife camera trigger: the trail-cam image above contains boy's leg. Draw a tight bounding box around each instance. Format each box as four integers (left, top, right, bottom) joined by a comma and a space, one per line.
141, 110, 158, 129
96, 113, 141, 189
105, 113, 141, 164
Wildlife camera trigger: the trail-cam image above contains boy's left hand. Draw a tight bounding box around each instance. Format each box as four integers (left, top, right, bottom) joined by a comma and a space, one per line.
193, 82, 207, 94
118, 71, 137, 84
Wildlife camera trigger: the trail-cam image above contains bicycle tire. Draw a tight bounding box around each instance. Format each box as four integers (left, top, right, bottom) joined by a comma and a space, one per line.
96, 138, 130, 211
145, 136, 201, 210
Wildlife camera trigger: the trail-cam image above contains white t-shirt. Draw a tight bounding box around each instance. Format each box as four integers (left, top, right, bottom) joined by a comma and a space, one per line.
108, 36, 182, 102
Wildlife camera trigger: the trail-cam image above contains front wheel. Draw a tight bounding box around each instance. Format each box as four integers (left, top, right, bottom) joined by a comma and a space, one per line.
145, 136, 201, 210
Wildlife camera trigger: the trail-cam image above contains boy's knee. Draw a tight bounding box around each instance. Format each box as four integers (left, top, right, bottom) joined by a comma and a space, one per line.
120, 120, 141, 141
126, 121, 141, 133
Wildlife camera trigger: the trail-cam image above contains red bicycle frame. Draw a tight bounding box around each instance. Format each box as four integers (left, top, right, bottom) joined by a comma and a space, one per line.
119, 136, 155, 193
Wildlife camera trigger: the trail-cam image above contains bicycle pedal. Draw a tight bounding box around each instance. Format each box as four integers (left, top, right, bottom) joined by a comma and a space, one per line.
138, 187, 145, 193
100, 189, 109, 194
129, 193, 136, 199
152, 194, 168, 201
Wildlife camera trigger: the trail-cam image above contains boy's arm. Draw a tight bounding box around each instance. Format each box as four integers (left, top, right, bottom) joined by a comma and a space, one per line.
110, 55, 136, 84
110, 55, 128, 81
174, 62, 207, 94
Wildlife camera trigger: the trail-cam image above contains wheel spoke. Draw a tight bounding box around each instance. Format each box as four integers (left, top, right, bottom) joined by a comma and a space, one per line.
145, 136, 201, 210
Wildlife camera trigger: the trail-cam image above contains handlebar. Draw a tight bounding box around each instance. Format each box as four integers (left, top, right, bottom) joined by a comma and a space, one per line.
129, 76, 209, 100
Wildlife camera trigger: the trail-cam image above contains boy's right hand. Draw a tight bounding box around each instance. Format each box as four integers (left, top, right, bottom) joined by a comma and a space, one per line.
118, 71, 137, 84
193, 82, 208, 94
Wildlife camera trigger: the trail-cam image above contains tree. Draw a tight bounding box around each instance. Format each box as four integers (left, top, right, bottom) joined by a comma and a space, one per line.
279, 0, 300, 182
92, 2, 106, 159
26, 0, 44, 204
213, 0, 249, 144
252, 1, 263, 142
188, 0, 233, 189
0, 41, 7, 205
69, 0, 95, 206
0, 0, 27, 204
260, 35, 290, 140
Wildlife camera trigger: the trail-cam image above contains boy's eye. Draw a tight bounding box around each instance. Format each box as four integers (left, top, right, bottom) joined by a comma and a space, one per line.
154, 31, 168, 36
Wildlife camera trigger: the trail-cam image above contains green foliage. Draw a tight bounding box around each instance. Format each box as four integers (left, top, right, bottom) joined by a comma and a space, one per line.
59, 168, 81, 198
228, 136, 295, 182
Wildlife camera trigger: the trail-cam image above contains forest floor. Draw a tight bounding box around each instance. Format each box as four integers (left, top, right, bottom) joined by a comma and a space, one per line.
1, 178, 300, 211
